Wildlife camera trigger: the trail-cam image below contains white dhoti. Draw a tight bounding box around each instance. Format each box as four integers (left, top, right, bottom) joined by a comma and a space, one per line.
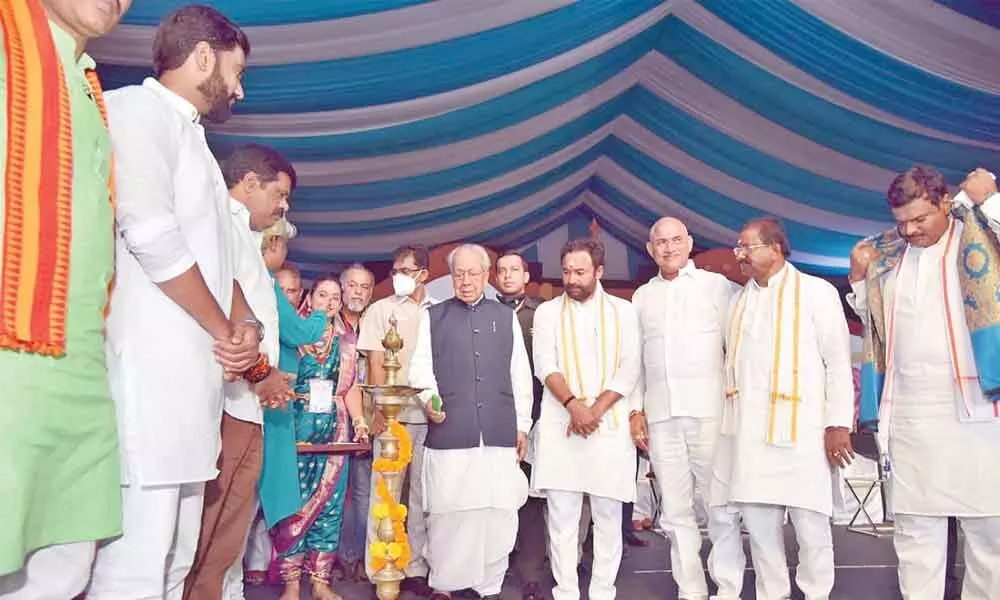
88, 482, 205, 599
421, 442, 527, 594
243, 511, 271, 573
425, 508, 517, 595
0, 542, 95, 600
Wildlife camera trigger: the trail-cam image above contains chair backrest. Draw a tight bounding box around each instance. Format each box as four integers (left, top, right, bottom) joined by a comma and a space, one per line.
850, 429, 880, 462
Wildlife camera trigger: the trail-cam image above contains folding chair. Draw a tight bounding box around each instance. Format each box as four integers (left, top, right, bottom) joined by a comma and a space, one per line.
845, 430, 894, 537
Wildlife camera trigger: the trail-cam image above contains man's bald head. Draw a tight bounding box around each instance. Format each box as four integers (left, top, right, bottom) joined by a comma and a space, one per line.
646, 216, 694, 279
649, 217, 689, 242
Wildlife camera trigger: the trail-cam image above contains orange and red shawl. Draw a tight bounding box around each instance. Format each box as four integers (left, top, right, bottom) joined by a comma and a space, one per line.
0, 0, 114, 357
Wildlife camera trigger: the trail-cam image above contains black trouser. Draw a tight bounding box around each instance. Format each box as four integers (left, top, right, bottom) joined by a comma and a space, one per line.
622, 451, 643, 535
513, 462, 550, 584
944, 517, 960, 599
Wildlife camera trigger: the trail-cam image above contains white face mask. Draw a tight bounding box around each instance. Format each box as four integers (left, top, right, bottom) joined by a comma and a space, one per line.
392, 272, 417, 297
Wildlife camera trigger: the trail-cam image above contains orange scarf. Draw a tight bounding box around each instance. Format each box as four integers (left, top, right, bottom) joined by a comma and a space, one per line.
0, 0, 114, 357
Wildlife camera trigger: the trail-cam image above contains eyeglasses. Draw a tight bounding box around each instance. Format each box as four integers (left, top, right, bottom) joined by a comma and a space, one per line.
390, 267, 423, 276
452, 270, 484, 281
732, 243, 769, 257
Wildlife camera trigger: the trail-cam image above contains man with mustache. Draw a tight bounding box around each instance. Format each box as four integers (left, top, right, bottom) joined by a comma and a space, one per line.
530, 238, 641, 600
848, 166, 1000, 599
631, 217, 745, 600
334, 262, 377, 582
0, 0, 132, 598
724, 217, 853, 600
89, 6, 261, 598
184, 144, 297, 599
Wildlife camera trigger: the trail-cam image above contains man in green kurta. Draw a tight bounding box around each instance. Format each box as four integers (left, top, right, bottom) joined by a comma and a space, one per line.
0, 1, 132, 598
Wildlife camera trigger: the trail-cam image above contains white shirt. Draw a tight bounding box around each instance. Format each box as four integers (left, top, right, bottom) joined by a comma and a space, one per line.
104, 78, 235, 486
632, 261, 738, 423
357, 292, 438, 424
223, 198, 279, 425
530, 285, 641, 502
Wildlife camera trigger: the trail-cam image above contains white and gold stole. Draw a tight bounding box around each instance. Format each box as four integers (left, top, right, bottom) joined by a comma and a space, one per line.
559, 287, 622, 428
724, 265, 803, 446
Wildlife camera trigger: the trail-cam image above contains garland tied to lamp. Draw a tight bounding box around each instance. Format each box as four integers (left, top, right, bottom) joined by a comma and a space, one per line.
368, 420, 413, 572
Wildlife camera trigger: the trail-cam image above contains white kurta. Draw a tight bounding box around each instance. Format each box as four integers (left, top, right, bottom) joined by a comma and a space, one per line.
407, 298, 532, 593
632, 261, 739, 422
726, 264, 854, 517
848, 196, 1000, 517
104, 78, 234, 486
531, 285, 641, 503
223, 198, 279, 425
633, 263, 745, 600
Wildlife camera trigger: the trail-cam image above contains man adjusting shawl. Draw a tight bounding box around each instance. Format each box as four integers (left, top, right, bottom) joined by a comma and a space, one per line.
848, 165, 1000, 599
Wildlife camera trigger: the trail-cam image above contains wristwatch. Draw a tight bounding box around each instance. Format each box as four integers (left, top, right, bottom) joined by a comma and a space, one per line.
242, 317, 264, 342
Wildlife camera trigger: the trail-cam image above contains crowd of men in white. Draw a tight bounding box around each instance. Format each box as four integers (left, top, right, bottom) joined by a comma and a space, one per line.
3, 3, 1000, 600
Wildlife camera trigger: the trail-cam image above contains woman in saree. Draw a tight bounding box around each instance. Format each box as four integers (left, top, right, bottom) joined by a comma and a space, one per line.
273, 274, 370, 600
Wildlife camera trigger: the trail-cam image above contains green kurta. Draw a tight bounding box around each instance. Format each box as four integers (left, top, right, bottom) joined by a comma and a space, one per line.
0, 23, 121, 575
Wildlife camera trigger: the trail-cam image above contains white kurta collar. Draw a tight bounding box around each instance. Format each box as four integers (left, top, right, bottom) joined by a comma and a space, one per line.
655, 260, 696, 282
749, 262, 790, 291
143, 77, 201, 123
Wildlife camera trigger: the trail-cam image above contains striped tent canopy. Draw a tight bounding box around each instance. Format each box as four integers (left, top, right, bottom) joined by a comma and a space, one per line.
90, 0, 1000, 282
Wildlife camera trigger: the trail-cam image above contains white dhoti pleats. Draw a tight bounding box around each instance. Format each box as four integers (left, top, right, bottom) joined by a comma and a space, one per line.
88, 482, 205, 600
425, 508, 516, 595
740, 503, 833, 600
0, 542, 95, 600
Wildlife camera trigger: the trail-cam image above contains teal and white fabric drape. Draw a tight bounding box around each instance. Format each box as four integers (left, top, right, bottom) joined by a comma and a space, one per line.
90, 0, 1000, 280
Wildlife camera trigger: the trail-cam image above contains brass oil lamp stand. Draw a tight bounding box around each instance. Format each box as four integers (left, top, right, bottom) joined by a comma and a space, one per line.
360, 315, 421, 600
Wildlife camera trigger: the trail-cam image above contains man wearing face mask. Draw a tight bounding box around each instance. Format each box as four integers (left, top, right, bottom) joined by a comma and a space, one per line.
724, 217, 853, 600
92, 6, 262, 598
848, 166, 1000, 600
631, 217, 745, 600
357, 245, 437, 592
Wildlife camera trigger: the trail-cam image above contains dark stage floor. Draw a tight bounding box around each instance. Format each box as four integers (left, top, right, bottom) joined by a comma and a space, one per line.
246, 525, 947, 599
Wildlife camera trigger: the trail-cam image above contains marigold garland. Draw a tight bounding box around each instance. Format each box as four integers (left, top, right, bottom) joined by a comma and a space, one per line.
372, 420, 412, 472
368, 419, 414, 573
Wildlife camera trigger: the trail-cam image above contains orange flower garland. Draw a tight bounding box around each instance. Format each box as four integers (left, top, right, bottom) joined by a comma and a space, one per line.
369, 420, 413, 573
372, 420, 412, 472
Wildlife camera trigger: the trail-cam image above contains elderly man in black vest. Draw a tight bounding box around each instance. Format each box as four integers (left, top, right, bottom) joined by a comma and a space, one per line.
408, 243, 534, 600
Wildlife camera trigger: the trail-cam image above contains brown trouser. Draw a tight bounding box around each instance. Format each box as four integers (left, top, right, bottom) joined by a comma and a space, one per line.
183, 413, 263, 600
